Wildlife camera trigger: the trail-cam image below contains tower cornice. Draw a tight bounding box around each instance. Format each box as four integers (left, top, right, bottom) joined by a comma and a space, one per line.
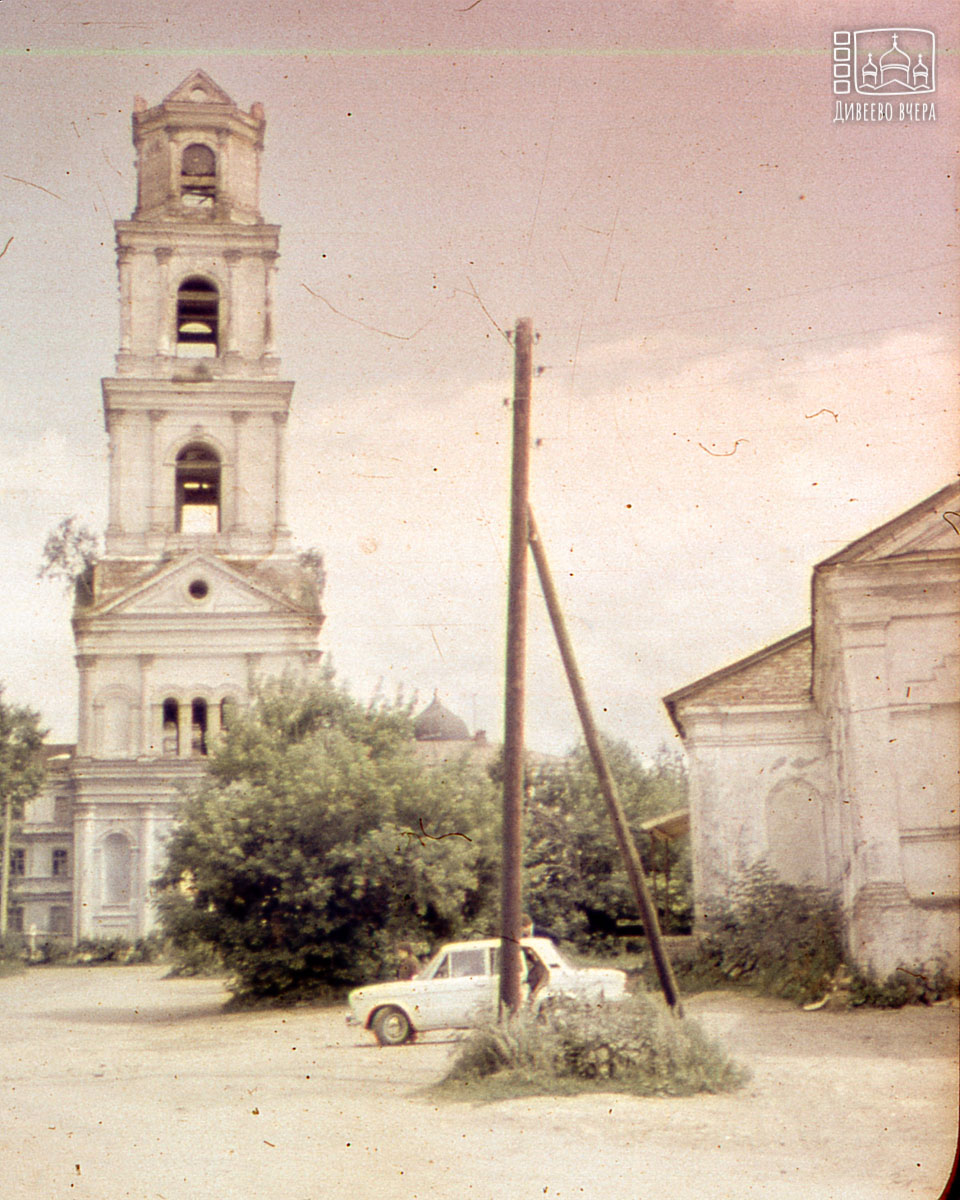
102, 376, 294, 419
115, 221, 279, 249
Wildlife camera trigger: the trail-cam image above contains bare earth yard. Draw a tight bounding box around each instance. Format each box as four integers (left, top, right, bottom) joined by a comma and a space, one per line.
1, 965, 956, 1200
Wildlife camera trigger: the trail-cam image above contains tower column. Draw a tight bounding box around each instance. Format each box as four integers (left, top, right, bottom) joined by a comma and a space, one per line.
177, 700, 192, 759
148, 409, 165, 533
151, 701, 166, 757
207, 700, 222, 744
272, 411, 289, 538
118, 249, 134, 353
154, 248, 173, 355
262, 251, 278, 356
105, 413, 123, 540
223, 250, 242, 357
231, 410, 250, 533
137, 655, 154, 756
76, 655, 95, 756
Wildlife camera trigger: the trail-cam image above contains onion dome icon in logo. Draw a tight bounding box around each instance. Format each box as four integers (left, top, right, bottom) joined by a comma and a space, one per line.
833, 28, 935, 97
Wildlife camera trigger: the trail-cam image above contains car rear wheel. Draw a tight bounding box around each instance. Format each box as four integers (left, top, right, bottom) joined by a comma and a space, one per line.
372, 1005, 413, 1046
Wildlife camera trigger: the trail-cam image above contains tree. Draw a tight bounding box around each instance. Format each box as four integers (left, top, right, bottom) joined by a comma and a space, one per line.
523, 740, 690, 947
37, 516, 100, 602
156, 677, 500, 1002
0, 687, 48, 936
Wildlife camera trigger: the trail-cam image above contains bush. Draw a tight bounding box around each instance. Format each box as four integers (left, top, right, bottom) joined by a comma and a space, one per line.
0, 932, 26, 977
652, 864, 843, 1005
842, 961, 957, 1009
637, 865, 958, 1009
436, 993, 748, 1100
28, 934, 166, 967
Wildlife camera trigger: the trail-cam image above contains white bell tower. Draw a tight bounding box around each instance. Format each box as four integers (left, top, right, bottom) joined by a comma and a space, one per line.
69, 72, 324, 939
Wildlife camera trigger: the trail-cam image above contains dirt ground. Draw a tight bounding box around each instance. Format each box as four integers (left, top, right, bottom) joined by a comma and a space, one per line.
1, 966, 956, 1200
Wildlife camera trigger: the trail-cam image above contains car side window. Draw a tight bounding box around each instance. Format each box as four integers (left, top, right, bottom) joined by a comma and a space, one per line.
431, 954, 450, 979
450, 948, 487, 978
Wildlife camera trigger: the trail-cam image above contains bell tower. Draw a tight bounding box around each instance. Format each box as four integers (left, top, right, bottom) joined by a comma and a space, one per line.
69, 72, 324, 939
104, 68, 292, 560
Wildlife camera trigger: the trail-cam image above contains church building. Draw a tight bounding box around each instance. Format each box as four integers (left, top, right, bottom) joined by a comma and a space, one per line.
12, 72, 324, 941
664, 483, 960, 980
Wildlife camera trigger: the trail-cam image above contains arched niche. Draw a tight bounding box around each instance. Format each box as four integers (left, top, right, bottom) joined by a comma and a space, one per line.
765, 779, 829, 888
102, 832, 133, 906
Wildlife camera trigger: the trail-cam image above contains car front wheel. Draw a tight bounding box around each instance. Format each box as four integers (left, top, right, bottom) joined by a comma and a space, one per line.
371, 1005, 413, 1046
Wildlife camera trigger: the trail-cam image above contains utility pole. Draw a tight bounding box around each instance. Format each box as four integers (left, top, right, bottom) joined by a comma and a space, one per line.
527, 508, 683, 1014
499, 317, 533, 1016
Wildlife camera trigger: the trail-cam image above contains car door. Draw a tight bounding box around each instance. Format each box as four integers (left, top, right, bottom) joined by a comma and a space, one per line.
418, 946, 494, 1029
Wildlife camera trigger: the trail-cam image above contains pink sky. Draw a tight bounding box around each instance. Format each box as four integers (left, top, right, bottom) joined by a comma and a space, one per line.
0, 1, 957, 752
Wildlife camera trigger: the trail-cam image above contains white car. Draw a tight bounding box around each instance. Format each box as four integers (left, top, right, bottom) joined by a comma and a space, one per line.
346, 937, 628, 1045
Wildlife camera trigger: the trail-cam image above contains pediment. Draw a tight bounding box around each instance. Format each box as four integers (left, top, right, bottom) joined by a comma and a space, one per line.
819, 482, 960, 566
97, 555, 297, 618
164, 70, 235, 107
664, 628, 813, 734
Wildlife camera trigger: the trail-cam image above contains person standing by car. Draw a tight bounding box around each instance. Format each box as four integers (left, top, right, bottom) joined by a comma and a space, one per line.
521, 914, 560, 945
522, 945, 549, 1005
395, 942, 420, 980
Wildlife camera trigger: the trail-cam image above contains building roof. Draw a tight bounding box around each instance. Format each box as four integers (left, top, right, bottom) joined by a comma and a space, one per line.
663, 627, 813, 737
663, 480, 960, 739
413, 694, 470, 742
815, 480, 960, 568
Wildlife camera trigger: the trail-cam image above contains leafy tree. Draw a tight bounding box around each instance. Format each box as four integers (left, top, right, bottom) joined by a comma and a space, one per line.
0, 686, 48, 936
523, 740, 690, 947
38, 516, 100, 602
156, 677, 500, 1002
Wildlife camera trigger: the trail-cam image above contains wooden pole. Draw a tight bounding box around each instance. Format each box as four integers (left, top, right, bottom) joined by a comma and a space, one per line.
499, 317, 533, 1016
0, 796, 12, 936
527, 508, 683, 1014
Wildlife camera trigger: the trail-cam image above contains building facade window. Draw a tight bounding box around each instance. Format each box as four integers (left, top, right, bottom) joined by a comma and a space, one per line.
191, 698, 208, 756
175, 444, 221, 533
162, 698, 180, 755
176, 276, 219, 356
49, 906, 71, 935
52, 848, 69, 877
180, 143, 216, 207
10, 847, 25, 877
53, 796, 71, 825
9, 906, 24, 934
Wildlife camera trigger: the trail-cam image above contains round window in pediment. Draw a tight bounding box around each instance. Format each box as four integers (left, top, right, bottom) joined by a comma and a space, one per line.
188, 578, 209, 600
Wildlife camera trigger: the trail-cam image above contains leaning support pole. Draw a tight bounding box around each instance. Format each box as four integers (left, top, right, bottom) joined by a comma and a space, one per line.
527, 508, 684, 1015
499, 317, 533, 1017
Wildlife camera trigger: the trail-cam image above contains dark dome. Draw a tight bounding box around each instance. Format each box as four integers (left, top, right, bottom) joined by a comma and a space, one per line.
414, 694, 470, 742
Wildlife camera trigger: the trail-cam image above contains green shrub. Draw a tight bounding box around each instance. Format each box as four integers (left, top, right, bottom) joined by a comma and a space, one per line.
436, 993, 748, 1100
650, 864, 843, 1004
634, 865, 958, 1009
845, 961, 957, 1009
0, 932, 26, 977
28, 934, 167, 967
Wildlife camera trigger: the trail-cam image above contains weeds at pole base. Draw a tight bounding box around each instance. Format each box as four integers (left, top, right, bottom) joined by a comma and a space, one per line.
432, 993, 748, 1101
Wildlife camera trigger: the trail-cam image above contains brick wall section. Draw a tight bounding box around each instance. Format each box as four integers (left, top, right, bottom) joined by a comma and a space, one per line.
682, 633, 812, 708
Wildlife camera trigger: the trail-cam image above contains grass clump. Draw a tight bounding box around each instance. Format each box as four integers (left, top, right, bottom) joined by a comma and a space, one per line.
435, 993, 748, 1101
